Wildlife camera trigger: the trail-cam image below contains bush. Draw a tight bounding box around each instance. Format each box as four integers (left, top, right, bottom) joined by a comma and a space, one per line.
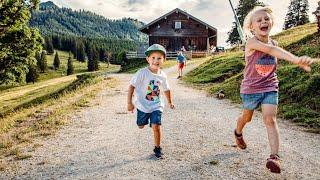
26, 64, 39, 83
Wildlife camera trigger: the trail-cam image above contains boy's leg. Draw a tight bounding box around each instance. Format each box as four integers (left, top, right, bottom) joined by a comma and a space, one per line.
261, 104, 279, 155
150, 111, 163, 158
137, 109, 150, 129
152, 124, 161, 147
150, 110, 162, 147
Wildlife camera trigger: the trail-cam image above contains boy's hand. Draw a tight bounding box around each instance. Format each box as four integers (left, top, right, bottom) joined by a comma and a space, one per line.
169, 103, 175, 109
127, 102, 135, 113
297, 56, 314, 72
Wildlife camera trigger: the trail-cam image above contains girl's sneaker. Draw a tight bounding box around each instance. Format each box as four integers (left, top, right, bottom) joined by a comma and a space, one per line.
266, 154, 281, 173
234, 130, 247, 149
153, 146, 163, 159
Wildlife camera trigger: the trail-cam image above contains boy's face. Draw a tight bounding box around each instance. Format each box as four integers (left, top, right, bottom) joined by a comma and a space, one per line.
251, 11, 273, 37
146, 51, 165, 71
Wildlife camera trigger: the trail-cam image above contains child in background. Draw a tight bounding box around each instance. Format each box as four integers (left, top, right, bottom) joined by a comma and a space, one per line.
176, 51, 186, 79
127, 44, 175, 159
234, 7, 314, 173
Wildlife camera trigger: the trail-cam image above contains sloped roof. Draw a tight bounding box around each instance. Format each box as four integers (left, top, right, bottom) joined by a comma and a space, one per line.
139, 8, 217, 32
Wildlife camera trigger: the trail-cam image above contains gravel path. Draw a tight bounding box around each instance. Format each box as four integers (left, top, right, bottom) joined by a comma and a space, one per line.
2, 63, 320, 179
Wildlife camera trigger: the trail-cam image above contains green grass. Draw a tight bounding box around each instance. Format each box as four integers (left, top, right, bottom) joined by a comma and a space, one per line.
40, 50, 119, 81
0, 50, 120, 117
184, 52, 244, 84
272, 23, 318, 47
184, 23, 320, 131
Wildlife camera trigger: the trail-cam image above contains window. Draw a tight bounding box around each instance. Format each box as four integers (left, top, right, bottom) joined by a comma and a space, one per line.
175, 21, 181, 29
159, 38, 169, 48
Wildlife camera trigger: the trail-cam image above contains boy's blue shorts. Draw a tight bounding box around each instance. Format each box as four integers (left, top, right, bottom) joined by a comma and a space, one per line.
240, 91, 278, 110
137, 109, 162, 127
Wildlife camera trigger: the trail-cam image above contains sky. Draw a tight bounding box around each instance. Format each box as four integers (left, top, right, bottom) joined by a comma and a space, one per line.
41, 0, 319, 47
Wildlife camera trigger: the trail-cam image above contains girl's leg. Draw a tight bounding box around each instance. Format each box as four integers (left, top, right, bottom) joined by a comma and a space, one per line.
236, 109, 254, 134
152, 124, 161, 147
261, 104, 279, 155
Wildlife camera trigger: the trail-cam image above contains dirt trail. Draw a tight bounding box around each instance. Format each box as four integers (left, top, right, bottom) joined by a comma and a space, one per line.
2, 62, 319, 179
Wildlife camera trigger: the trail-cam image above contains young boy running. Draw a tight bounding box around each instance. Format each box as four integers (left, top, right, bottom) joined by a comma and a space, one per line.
127, 44, 175, 159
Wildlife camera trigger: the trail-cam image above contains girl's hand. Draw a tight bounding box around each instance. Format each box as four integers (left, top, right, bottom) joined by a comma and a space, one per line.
169, 103, 175, 109
297, 56, 314, 72
127, 103, 135, 113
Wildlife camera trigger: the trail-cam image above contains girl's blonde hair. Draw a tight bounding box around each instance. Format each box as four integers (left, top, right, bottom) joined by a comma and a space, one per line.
243, 6, 274, 40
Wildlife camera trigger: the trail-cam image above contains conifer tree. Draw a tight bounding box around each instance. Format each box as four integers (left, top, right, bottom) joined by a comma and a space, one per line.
284, 0, 310, 30
53, 51, 60, 70
67, 53, 74, 75
39, 51, 47, 73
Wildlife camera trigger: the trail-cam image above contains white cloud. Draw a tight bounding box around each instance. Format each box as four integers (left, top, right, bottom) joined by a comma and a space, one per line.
42, 0, 319, 47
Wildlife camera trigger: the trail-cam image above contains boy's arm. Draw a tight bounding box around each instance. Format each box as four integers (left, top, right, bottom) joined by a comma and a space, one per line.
127, 85, 135, 113
164, 90, 175, 109
247, 38, 313, 72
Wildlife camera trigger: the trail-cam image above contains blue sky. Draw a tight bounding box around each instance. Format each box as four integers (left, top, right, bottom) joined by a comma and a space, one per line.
41, 0, 318, 47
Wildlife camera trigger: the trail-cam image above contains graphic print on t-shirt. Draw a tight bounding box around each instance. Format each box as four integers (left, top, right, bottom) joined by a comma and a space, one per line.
146, 80, 160, 103
255, 55, 276, 77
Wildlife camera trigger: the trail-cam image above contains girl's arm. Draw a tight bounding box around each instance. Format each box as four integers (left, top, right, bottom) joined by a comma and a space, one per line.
246, 38, 313, 71
127, 85, 135, 112
164, 90, 175, 109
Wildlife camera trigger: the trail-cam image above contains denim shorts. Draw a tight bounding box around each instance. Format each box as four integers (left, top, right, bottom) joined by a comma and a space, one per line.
137, 109, 162, 127
240, 91, 278, 110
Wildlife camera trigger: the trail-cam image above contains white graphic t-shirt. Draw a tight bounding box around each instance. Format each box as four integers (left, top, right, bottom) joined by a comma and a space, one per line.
130, 67, 170, 113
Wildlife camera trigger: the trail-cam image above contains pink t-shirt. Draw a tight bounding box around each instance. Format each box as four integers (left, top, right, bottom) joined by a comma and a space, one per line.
240, 47, 279, 94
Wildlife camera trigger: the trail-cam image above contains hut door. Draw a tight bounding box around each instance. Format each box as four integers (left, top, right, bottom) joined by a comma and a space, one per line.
174, 37, 182, 51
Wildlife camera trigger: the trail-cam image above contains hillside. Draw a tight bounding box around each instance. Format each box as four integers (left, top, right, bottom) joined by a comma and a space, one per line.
184, 23, 320, 131
29, 1, 147, 42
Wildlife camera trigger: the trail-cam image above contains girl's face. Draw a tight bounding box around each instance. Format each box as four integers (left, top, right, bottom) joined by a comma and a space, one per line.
250, 10, 273, 37
146, 51, 165, 72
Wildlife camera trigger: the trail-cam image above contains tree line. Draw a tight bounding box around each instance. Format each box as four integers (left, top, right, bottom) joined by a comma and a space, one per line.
30, 1, 147, 42
44, 34, 138, 64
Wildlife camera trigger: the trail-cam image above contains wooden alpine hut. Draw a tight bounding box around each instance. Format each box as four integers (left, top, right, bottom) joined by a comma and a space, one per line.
139, 8, 217, 52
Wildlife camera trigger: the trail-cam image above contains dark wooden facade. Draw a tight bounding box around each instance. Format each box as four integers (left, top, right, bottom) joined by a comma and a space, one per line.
140, 8, 217, 52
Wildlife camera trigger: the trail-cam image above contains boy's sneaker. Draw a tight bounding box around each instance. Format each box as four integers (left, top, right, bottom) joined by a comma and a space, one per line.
153, 146, 163, 159
234, 129, 247, 149
266, 154, 281, 173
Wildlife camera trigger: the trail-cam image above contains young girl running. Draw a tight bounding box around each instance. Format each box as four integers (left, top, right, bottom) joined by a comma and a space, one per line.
234, 7, 314, 173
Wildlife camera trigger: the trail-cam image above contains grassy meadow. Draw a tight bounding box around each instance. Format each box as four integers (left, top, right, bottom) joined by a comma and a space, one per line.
0, 50, 120, 117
